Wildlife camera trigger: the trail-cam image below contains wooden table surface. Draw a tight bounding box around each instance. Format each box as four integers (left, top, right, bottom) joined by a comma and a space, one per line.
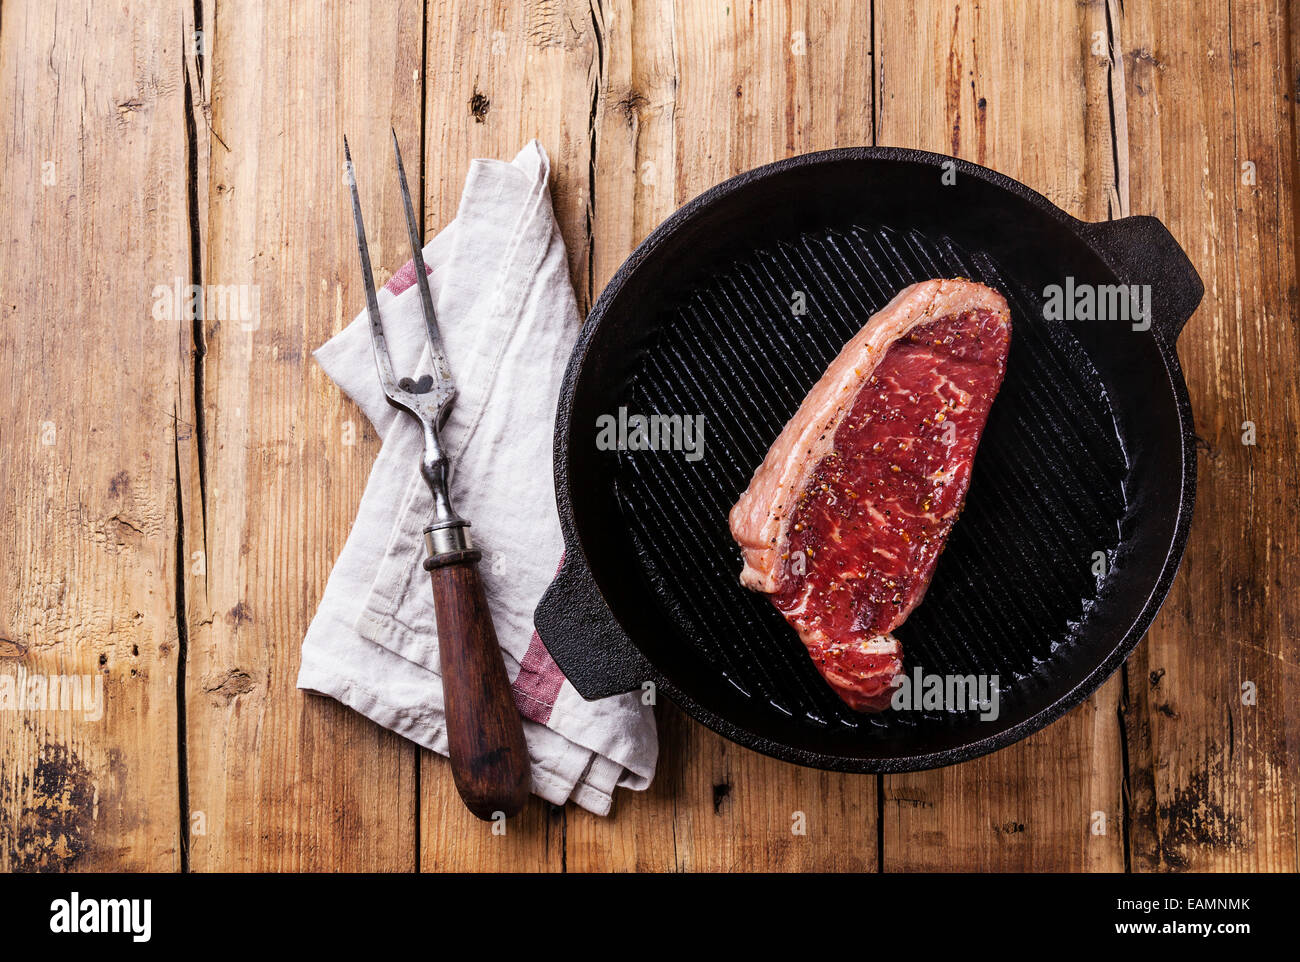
2, 0, 1297, 873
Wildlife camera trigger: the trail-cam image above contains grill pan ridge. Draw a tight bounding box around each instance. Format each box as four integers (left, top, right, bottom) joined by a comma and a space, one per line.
616, 224, 1130, 732
536, 147, 1202, 772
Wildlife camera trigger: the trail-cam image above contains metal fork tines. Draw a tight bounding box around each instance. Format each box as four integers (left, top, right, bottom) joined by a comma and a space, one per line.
344, 131, 469, 556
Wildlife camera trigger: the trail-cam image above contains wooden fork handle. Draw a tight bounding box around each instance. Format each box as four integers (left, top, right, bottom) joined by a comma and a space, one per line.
427, 549, 531, 820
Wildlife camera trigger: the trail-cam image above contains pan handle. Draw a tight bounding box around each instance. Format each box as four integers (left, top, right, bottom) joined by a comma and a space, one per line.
534, 549, 657, 700
1078, 215, 1205, 341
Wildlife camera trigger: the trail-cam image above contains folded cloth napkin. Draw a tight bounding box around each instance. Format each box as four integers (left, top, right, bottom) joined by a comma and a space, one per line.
297, 141, 657, 815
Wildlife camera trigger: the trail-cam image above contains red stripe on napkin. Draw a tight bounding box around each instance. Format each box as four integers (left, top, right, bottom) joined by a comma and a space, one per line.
512, 628, 568, 725
384, 258, 424, 295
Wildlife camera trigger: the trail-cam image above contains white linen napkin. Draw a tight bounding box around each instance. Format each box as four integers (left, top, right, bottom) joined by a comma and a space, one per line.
297, 141, 657, 816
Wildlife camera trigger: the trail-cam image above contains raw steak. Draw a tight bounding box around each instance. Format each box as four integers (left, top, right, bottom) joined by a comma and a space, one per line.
729, 279, 1011, 711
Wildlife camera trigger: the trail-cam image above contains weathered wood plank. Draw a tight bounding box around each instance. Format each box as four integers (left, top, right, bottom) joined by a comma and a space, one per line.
415, 0, 595, 868
424, 0, 597, 309
0, 0, 187, 871
873, 0, 1126, 871
1118, 0, 1299, 872
182, 0, 423, 871
559, 0, 681, 871
566, 0, 880, 872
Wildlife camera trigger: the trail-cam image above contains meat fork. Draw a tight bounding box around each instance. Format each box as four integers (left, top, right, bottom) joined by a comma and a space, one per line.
344, 131, 531, 820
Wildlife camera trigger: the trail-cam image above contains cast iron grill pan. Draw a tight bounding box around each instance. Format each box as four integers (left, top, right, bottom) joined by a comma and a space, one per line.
536, 148, 1202, 771
614, 223, 1128, 732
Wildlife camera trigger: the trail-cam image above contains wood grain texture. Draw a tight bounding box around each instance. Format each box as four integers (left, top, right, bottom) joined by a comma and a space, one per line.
1117, 0, 1300, 872
873, 0, 1126, 871
566, 0, 881, 873
424, 0, 597, 308
0, 0, 188, 872
2, 0, 1296, 873
182, 0, 422, 871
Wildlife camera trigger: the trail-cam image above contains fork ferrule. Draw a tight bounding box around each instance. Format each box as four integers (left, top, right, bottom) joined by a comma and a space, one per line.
424, 520, 474, 564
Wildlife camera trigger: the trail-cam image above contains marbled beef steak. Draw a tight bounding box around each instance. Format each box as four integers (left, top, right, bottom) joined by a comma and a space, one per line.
729, 279, 1012, 711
